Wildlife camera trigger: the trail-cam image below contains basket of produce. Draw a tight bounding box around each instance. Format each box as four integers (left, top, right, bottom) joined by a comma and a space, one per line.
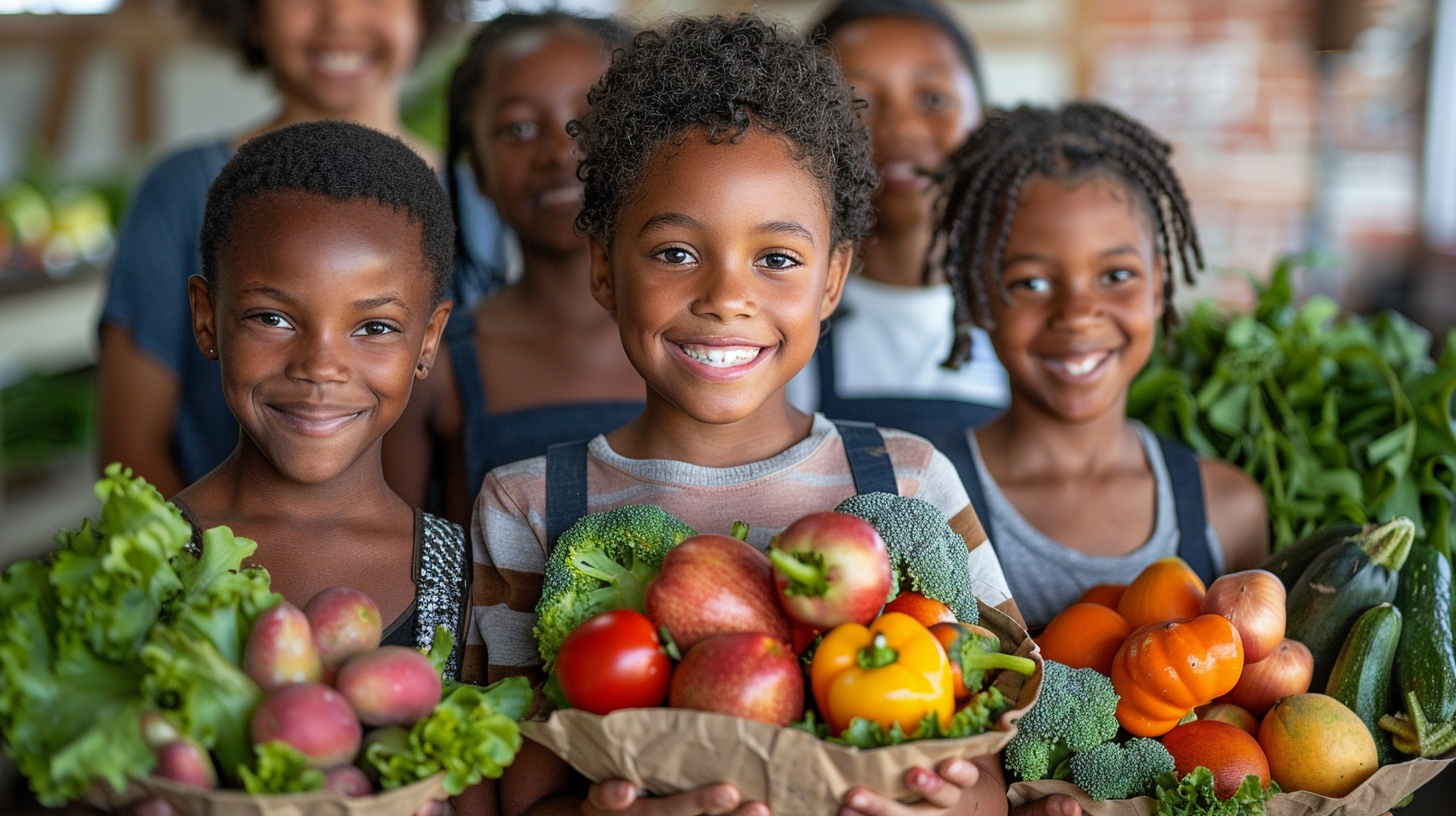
0, 467, 531, 816
1007, 518, 1456, 816
519, 494, 1042, 816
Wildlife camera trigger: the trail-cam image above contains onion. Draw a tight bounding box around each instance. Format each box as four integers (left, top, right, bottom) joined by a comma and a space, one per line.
1219, 638, 1312, 715
1202, 569, 1286, 663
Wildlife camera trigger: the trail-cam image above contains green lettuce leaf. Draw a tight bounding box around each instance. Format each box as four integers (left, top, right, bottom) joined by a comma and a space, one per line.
238, 741, 325, 794
1154, 768, 1279, 816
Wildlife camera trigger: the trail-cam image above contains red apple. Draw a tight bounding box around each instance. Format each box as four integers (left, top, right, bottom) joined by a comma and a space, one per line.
767, 512, 892, 629
669, 632, 804, 726
645, 534, 791, 649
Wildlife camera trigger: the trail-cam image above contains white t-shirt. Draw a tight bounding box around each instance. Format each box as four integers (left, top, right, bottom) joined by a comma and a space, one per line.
787, 275, 1010, 412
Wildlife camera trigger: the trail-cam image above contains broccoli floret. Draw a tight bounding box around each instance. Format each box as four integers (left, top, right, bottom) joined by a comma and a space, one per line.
953, 629, 1036, 691
1002, 660, 1121, 782
533, 505, 695, 671
1065, 738, 1174, 800
833, 492, 979, 623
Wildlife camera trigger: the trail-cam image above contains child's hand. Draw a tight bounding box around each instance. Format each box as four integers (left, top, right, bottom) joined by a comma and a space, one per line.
1008, 795, 1081, 816
584, 779, 768, 816
838, 756, 1000, 816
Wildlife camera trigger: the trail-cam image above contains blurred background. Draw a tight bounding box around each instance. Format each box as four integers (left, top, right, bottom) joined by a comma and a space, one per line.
0, 0, 1454, 808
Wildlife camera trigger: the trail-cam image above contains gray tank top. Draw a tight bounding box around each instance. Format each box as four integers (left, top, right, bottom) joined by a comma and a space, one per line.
970, 422, 1225, 629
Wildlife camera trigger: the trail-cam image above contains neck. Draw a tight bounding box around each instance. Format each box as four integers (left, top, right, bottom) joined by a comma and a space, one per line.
858, 220, 942, 288
208, 437, 399, 524
608, 392, 813, 468
266, 91, 407, 142
981, 396, 1136, 478
509, 246, 612, 327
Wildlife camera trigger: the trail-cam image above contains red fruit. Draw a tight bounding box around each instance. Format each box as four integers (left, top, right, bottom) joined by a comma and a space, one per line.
1161, 720, 1270, 800
791, 620, 823, 654
322, 765, 373, 797
646, 534, 791, 649
669, 632, 804, 726
883, 591, 957, 628
305, 588, 383, 667
557, 609, 671, 715
244, 602, 323, 692
335, 645, 442, 727
767, 512, 892, 629
251, 683, 362, 769
153, 739, 217, 789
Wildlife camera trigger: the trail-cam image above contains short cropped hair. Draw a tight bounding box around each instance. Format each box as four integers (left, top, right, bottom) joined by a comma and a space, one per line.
200, 120, 455, 303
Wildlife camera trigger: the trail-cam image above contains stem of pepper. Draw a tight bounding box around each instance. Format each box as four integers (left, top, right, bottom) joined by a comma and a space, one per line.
856, 632, 899, 669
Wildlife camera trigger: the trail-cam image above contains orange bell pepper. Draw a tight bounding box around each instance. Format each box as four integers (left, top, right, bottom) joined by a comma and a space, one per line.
810, 611, 954, 735
1110, 614, 1245, 737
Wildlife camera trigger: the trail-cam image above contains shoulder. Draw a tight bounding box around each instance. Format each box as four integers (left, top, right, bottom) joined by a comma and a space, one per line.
130, 142, 231, 204
878, 426, 973, 522
1199, 457, 1269, 571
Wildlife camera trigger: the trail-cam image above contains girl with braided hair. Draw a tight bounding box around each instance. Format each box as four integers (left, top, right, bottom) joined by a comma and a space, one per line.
933, 102, 1268, 630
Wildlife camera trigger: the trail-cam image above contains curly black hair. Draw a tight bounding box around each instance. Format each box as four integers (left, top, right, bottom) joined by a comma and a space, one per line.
178, 0, 465, 71
571, 13, 878, 250
200, 120, 455, 303
445, 11, 634, 264
934, 101, 1202, 368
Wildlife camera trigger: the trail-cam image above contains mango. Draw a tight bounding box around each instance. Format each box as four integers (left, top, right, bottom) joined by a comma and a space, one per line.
251, 683, 362, 769
244, 602, 322, 691
153, 738, 217, 789
305, 587, 383, 666
336, 645, 441, 727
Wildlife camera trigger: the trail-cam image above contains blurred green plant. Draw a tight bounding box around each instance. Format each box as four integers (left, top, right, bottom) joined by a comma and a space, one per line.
0, 369, 95, 473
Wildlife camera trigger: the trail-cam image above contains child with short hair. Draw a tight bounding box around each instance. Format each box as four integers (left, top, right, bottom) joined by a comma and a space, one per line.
464, 14, 1017, 816
382, 11, 644, 524
933, 103, 1269, 631
171, 120, 468, 671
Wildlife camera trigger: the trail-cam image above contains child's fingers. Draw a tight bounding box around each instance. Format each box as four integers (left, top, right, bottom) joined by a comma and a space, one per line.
727, 800, 771, 816
133, 799, 180, 816
1007, 794, 1081, 816
586, 778, 641, 812
586, 780, 744, 816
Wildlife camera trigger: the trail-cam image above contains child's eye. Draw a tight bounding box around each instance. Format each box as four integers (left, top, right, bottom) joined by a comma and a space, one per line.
921, 90, 951, 112
1008, 277, 1051, 293
501, 121, 540, 141
1103, 268, 1136, 284
354, 321, 399, 337
653, 247, 696, 266
251, 312, 293, 329
759, 253, 801, 270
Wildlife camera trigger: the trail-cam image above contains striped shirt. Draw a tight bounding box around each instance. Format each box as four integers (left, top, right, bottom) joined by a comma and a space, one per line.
463, 414, 1013, 684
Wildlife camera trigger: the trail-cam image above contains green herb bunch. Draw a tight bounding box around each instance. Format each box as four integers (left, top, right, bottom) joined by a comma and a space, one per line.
1130, 259, 1456, 554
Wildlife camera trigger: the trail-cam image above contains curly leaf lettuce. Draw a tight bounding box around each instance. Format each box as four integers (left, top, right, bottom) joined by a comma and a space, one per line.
239, 741, 325, 795
1154, 769, 1279, 816
790, 687, 1010, 748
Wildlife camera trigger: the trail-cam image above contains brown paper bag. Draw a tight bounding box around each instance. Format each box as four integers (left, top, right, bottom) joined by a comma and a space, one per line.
522, 602, 1040, 816
82, 771, 448, 816
1008, 751, 1456, 816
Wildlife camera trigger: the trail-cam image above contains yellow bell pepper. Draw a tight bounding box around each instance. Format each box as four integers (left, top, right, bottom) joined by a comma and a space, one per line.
809, 611, 955, 735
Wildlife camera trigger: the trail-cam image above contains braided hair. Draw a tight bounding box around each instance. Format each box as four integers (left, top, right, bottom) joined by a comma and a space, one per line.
934, 102, 1202, 368
444, 12, 634, 269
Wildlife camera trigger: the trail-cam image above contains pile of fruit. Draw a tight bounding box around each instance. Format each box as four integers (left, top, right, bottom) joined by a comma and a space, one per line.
1021, 515, 1455, 812
533, 494, 1037, 748
0, 179, 115, 277
0, 466, 530, 811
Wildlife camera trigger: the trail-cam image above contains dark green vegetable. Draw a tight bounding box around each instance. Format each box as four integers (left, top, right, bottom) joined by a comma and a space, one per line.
1381, 690, 1456, 758
1285, 518, 1413, 691
1130, 259, 1456, 555
1002, 660, 1120, 782
1394, 546, 1456, 724
1325, 603, 1401, 765
1258, 522, 1363, 590
1063, 737, 1174, 801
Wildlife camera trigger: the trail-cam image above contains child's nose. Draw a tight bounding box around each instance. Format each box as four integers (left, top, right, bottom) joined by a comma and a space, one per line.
287, 332, 351, 384
692, 264, 756, 321
1049, 283, 1103, 328
318, 0, 365, 31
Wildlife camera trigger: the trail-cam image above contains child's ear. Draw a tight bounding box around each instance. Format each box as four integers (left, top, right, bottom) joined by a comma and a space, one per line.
1151, 257, 1166, 321
819, 243, 854, 321
415, 299, 454, 381
588, 237, 616, 312
188, 275, 219, 361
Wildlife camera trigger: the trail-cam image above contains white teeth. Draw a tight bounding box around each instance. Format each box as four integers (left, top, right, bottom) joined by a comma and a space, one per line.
881, 161, 919, 182
538, 186, 583, 206
681, 344, 762, 367
1057, 352, 1109, 376
317, 52, 365, 74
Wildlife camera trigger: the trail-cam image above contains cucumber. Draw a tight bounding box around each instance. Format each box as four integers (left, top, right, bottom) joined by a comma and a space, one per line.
1286, 518, 1414, 692
1394, 546, 1456, 724
1325, 603, 1402, 765
1259, 522, 1363, 590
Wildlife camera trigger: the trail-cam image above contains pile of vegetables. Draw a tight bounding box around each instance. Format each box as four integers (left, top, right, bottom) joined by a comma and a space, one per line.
1129, 259, 1456, 553
0, 466, 530, 807
533, 495, 1036, 749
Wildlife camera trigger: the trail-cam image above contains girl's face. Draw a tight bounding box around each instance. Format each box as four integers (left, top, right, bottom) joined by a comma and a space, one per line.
829, 16, 981, 233
985, 174, 1162, 423
190, 191, 450, 485
470, 26, 609, 256
254, 0, 421, 116
590, 128, 852, 427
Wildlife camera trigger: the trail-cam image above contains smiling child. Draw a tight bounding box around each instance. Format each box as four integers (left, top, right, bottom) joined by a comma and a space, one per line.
933, 103, 1269, 630
171, 121, 469, 673
463, 14, 1016, 816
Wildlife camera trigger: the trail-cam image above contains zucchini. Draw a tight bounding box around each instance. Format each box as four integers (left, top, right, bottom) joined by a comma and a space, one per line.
1394, 545, 1456, 724
1286, 518, 1414, 692
1259, 522, 1363, 590
1325, 603, 1402, 765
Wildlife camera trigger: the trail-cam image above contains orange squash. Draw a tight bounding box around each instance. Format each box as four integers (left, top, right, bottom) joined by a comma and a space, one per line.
1077, 584, 1127, 609
1111, 614, 1244, 736
1117, 556, 1206, 630
1036, 603, 1131, 676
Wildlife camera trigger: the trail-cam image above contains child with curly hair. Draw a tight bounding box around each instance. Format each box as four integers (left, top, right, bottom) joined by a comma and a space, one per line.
461, 14, 1019, 816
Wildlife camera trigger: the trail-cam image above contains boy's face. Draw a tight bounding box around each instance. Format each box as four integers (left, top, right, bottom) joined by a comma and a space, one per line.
190, 191, 450, 485
470, 26, 608, 257
590, 128, 851, 427
985, 174, 1162, 423
256, 0, 421, 117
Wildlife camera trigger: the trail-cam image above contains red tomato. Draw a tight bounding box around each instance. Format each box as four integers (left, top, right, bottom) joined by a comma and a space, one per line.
556, 610, 671, 714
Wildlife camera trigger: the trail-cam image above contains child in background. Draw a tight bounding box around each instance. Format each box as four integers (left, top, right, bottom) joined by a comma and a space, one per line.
785, 0, 1008, 439
170, 121, 469, 673
933, 103, 1268, 630
383, 12, 644, 524
96, 0, 499, 498
463, 15, 1017, 816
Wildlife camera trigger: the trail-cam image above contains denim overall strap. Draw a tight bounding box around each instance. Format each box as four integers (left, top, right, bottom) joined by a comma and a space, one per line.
832, 420, 899, 496
444, 310, 492, 497
545, 440, 591, 548
1156, 435, 1217, 586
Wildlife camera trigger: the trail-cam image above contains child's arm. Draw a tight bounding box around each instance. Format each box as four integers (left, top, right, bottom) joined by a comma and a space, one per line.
97, 325, 185, 497
1199, 459, 1269, 572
